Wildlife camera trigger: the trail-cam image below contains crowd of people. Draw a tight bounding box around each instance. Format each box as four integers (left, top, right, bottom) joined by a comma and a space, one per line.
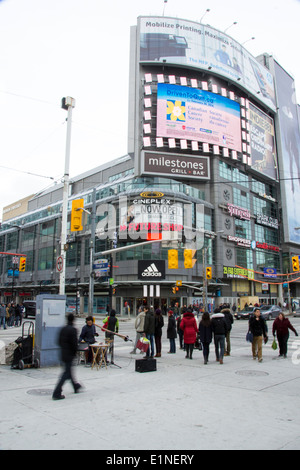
129, 303, 299, 365
0, 302, 25, 329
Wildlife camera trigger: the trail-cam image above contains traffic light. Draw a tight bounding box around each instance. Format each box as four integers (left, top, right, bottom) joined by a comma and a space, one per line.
19, 256, 26, 272
184, 249, 197, 268
206, 267, 212, 279
168, 249, 178, 269
71, 199, 84, 231
172, 287, 176, 294
292, 256, 300, 272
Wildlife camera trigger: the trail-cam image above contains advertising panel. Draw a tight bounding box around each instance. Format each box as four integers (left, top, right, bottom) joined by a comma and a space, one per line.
274, 62, 300, 244
156, 83, 242, 152
142, 151, 210, 180
139, 16, 276, 111
249, 102, 277, 180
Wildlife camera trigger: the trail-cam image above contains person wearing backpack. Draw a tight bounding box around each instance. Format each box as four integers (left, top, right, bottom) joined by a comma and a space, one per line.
211, 308, 228, 364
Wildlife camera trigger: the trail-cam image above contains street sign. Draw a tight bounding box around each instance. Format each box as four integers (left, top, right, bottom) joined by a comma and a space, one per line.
56, 256, 63, 273
93, 259, 109, 270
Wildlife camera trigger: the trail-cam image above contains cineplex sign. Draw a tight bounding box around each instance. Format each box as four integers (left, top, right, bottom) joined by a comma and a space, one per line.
141, 151, 210, 180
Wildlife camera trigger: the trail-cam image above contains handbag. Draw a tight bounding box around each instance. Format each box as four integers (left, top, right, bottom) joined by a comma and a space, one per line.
272, 338, 277, 350
136, 337, 150, 353
246, 331, 253, 343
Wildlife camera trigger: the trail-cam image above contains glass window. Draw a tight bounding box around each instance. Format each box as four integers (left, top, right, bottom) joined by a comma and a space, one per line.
38, 247, 54, 270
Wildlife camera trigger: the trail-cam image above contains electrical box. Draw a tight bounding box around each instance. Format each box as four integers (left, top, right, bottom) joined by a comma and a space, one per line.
34, 294, 66, 367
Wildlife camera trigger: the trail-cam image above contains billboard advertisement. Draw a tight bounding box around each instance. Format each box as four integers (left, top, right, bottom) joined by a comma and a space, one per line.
138, 16, 276, 112
156, 83, 242, 152
274, 62, 300, 244
248, 102, 278, 180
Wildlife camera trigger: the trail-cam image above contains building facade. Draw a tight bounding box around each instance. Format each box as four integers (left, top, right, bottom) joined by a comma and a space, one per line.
1, 16, 300, 314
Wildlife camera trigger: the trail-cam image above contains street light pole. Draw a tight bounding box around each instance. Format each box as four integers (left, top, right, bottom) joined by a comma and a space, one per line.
59, 97, 75, 295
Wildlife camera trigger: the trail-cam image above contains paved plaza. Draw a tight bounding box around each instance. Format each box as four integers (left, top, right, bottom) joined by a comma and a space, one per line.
1, 315, 300, 450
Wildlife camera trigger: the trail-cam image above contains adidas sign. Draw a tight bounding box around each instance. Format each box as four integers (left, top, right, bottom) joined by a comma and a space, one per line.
142, 263, 162, 277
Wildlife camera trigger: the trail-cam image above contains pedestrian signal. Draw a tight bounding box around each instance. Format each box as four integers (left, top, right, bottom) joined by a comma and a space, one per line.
206, 267, 212, 279
168, 249, 178, 269
292, 256, 300, 272
71, 199, 84, 231
19, 256, 26, 272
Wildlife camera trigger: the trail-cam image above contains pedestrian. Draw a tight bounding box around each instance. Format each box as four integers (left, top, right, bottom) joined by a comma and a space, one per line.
144, 306, 155, 357
153, 308, 164, 357
272, 312, 298, 358
102, 309, 119, 341
180, 308, 198, 359
0, 303, 7, 329
130, 306, 146, 354
248, 308, 268, 362
211, 308, 228, 364
167, 310, 177, 353
176, 308, 185, 350
221, 307, 234, 356
15, 304, 21, 327
52, 313, 82, 400
199, 312, 213, 364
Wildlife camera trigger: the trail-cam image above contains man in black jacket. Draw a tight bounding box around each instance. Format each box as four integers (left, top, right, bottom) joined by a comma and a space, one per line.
52, 314, 82, 400
249, 308, 268, 362
211, 309, 228, 364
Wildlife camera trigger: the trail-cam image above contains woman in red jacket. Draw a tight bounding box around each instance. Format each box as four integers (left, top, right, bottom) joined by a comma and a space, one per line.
272, 313, 298, 358
180, 309, 198, 359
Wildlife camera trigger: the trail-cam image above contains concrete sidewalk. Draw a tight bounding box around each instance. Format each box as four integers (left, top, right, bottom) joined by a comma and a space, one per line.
1, 318, 300, 450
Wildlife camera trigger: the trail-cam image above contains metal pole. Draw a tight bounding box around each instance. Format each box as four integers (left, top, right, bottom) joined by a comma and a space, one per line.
59, 97, 75, 295
88, 188, 96, 315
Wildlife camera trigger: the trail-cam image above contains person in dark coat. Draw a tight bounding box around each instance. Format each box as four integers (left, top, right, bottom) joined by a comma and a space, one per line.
272, 313, 298, 358
211, 309, 228, 364
180, 309, 198, 359
144, 306, 155, 357
52, 314, 82, 400
249, 308, 268, 362
154, 308, 164, 357
79, 315, 99, 363
167, 310, 177, 353
221, 308, 234, 356
199, 312, 213, 364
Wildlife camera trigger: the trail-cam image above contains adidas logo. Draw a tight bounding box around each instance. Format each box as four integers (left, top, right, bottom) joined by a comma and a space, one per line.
142, 263, 162, 277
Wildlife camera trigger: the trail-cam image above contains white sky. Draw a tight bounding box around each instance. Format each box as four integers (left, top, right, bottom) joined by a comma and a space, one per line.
0, 0, 299, 221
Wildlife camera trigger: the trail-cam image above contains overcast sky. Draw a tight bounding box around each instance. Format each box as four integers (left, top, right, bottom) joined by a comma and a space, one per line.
0, 0, 299, 221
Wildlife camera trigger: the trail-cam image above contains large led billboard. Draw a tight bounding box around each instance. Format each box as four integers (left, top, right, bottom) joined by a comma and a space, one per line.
138, 16, 276, 112
248, 102, 278, 180
274, 62, 300, 244
156, 83, 242, 152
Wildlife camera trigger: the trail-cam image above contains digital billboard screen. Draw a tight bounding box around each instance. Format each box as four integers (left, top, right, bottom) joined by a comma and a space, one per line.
156, 83, 242, 152
249, 102, 278, 180
139, 17, 276, 112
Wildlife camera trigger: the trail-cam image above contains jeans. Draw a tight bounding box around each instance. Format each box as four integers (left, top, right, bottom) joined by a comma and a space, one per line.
146, 334, 154, 357
0, 317, 6, 329
214, 335, 225, 360
202, 342, 210, 362
169, 338, 176, 353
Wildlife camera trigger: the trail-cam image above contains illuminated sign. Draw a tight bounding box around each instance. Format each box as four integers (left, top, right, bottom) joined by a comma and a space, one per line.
156, 83, 242, 152
142, 151, 210, 180
227, 203, 251, 221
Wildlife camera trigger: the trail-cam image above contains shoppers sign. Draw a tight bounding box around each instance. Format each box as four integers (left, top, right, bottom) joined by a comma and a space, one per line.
141, 151, 210, 180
